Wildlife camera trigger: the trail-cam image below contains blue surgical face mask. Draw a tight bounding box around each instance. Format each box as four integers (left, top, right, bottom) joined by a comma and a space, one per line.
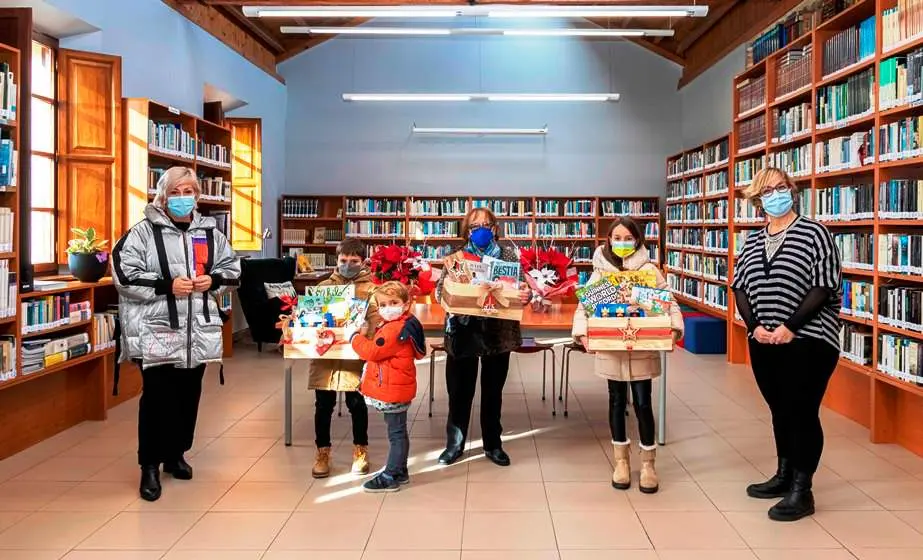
760, 189, 794, 218
469, 226, 494, 249
167, 195, 196, 218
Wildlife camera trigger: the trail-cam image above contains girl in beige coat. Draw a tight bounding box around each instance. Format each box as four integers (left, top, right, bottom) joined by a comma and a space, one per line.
572, 217, 684, 494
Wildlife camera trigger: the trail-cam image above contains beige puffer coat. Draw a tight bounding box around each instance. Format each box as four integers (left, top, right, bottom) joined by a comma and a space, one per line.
571, 246, 684, 382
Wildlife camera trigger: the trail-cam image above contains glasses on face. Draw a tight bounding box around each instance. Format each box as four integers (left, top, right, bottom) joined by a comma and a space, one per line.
468, 222, 495, 231
759, 184, 791, 197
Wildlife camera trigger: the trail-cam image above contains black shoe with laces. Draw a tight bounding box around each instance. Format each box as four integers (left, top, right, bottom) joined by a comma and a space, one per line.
747, 458, 792, 499
363, 472, 401, 493
163, 457, 193, 480
139, 465, 162, 502
768, 471, 815, 522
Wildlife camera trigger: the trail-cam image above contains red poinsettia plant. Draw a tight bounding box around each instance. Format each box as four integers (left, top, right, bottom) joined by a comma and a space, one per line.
518, 246, 579, 312
368, 244, 435, 297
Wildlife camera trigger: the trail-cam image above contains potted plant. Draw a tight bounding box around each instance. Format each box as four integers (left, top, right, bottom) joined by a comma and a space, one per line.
66, 227, 110, 283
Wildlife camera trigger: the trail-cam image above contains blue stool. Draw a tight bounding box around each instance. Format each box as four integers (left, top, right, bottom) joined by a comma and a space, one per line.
683, 316, 727, 354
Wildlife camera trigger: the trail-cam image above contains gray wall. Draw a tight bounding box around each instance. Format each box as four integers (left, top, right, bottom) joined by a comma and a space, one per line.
280, 36, 683, 197
680, 45, 747, 147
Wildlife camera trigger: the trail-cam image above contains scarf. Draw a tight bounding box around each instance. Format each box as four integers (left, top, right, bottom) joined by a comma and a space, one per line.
465, 239, 502, 259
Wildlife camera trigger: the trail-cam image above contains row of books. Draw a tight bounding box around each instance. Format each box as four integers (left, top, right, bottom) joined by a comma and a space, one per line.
601, 200, 658, 216
748, 6, 816, 65
0, 207, 12, 253
737, 114, 767, 151
0, 336, 14, 382
815, 183, 874, 221
878, 117, 923, 161
0, 137, 18, 189
667, 181, 683, 201
682, 228, 703, 247
878, 333, 923, 385
775, 46, 813, 99
22, 297, 91, 335
503, 221, 533, 238
346, 198, 406, 216
734, 155, 765, 186
682, 277, 704, 302
22, 332, 90, 376
682, 253, 702, 275
282, 229, 309, 246
0, 62, 17, 121
148, 121, 195, 159
196, 140, 230, 167
737, 76, 766, 116
769, 144, 812, 177
705, 139, 729, 166
704, 283, 729, 310
410, 198, 467, 217
472, 199, 532, 216
535, 222, 596, 238
568, 245, 594, 262
878, 47, 923, 110
704, 200, 729, 223
841, 325, 871, 366
92, 312, 117, 353
821, 17, 875, 77
703, 255, 728, 281
734, 231, 753, 255
815, 69, 873, 127
879, 233, 923, 274
282, 198, 323, 218
291, 251, 334, 271
880, 178, 923, 218
842, 279, 873, 319
879, 285, 923, 332
835, 231, 874, 269
666, 251, 681, 270
706, 170, 729, 195
409, 243, 456, 262
199, 176, 230, 202
734, 199, 762, 223
535, 200, 596, 216
0, 259, 16, 320
345, 220, 405, 238
772, 102, 812, 141
815, 131, 874, 173
882, 1, 923, 52
409, 221, 459, 238
644, 223, 659, 238
706, 229, 729, 252
684, 177, 703, 198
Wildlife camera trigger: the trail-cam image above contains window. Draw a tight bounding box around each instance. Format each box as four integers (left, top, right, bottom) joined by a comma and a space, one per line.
30, 40, 56, 270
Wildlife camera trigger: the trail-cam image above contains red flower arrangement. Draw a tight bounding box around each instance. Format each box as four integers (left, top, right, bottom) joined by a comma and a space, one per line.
368, 244, 435, 297
518, 246, 579, 312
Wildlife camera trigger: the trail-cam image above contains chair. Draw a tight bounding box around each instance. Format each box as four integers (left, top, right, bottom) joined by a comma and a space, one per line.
428, 339, 557, 416
237, 256, 296, 351
559, 341, 585, 417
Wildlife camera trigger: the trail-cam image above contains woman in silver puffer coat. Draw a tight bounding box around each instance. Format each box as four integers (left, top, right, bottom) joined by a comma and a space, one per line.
112, 166, 240, 502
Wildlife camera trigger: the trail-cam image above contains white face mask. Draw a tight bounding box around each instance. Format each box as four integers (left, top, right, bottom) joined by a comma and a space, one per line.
378, 305, 405, 322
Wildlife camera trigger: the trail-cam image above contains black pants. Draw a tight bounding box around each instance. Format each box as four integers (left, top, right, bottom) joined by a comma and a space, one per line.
445, 352, 511, 451
748, 336, 839, 474
138, 364, 206, 466
608, 379, 656, 447
314, 390, 369, 448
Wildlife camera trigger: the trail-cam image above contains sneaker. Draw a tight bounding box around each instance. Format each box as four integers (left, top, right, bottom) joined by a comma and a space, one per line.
394, 469, 410, 485
362, 472, 401, 493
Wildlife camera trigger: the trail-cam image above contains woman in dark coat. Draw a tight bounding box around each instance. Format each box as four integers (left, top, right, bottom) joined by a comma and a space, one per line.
435, 207, 531, 467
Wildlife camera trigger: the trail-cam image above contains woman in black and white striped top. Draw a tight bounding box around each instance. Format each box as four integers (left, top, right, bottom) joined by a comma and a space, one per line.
731, 167, 842, 523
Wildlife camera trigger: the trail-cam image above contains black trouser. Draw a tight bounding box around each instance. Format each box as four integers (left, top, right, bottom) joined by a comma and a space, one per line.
314, 390, 369, 448
138, 363, 206, 466
748, 336, 839, 474
444, 352, 511, 452
608, 379, 656, 447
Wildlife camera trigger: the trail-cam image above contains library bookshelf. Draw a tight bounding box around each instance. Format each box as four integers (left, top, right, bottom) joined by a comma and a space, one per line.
726, 0, 923, 455
123, 97, 234, 358
278, 195, 663, 285
664, 134, 733, 327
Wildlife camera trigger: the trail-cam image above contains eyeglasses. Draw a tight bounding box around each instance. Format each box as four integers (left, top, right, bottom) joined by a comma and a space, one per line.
467, 222, 495, 231
759, 184, 791, 197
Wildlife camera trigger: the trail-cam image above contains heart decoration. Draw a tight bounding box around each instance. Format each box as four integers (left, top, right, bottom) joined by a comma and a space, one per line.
315, 328, 336, 355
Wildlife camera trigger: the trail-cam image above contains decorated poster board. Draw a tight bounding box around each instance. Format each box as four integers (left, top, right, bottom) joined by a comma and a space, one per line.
283, 285, 369, 360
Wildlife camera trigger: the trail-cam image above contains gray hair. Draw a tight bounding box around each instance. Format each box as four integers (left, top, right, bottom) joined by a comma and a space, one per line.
152, 166, 200, 208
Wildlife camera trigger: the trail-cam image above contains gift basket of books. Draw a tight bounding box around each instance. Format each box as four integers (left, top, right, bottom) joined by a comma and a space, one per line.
576, 270, 674, 352
277, 285, 369, 360
440, 252, 524, 321
517, 245, 579, 313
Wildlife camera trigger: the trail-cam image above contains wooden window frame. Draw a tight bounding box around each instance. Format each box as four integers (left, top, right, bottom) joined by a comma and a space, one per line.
30, 34, 57, 274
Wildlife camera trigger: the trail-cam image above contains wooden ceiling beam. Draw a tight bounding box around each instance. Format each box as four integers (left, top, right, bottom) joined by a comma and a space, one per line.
203, 0, 705, 6
217, 4, 286, 53
629, 37, 684, 66
676, 0, 739, 54
277, 16, 368, 62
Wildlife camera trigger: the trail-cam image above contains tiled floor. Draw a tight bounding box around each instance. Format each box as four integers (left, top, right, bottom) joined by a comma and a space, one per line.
1, 342, 923, 559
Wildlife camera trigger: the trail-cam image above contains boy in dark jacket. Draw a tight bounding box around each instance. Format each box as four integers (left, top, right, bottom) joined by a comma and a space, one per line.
351, 281, 425, 492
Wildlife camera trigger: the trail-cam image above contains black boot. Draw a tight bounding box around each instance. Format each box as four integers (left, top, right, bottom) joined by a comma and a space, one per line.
438, 447, 465, 465
439, 424, 466, 465
139, 465, 162, 502
768, 470, 815, 522
747, 458, 792, 499
484, 447, 511, 467
163, 456, 193, 480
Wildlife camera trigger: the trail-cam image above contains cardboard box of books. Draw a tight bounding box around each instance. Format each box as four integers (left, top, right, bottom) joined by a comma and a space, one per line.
576, 270, 674, 352
440, 253, 524, 322
283, 285, 369, 360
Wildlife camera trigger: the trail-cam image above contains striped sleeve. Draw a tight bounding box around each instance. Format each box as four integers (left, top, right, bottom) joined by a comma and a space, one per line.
811, 225, 841, 291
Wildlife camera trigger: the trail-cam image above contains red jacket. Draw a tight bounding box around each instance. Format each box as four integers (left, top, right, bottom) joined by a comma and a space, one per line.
351, 314, 426, 404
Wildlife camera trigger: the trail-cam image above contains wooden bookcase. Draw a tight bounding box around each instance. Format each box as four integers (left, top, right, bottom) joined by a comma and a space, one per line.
278, 195, 663, 283
664, 134, 733, 324
725, 0, 923, 456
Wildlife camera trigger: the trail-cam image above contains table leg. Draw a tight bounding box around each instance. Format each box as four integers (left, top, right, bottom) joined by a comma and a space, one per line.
429, 352, 435, 417
658, 351, 667, 446
550, 349, 557, 417
563, 348, 570, 418
284, 363, 293, 447
542, 353, 547, 401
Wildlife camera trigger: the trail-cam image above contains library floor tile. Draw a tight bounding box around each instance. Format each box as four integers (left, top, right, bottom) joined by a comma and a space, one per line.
638, 511, 748, 550
0, 512, 112, 550
173, 512, 288, 550
76, 511, 202, 550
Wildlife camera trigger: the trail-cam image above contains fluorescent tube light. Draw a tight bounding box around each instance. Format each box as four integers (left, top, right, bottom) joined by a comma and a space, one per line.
244, 5, 708, 19
412, 125, 549, 135
342, 93, 620, 102
281, 27, 673, 38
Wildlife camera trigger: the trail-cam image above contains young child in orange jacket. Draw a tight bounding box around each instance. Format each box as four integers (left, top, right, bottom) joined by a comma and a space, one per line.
351, 281, 425, 492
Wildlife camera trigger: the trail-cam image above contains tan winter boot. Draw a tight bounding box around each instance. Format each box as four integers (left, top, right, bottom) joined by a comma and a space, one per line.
639, 445, 659, 494
312, 447, 332, 479
352, 445, 370, 475
612, 441, 631, 490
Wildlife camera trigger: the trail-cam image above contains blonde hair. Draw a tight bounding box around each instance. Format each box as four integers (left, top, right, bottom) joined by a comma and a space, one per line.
374, 281, 411, 304
152, 166, 200, 208
742, 167, 799, 203
461, 207, 501, 238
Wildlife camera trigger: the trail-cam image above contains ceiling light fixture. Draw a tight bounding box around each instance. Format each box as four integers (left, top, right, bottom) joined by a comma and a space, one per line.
281, 27, 673, 38
412, 124, 549, 135
244, 5, 708, 19
342, 93, 620, 102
